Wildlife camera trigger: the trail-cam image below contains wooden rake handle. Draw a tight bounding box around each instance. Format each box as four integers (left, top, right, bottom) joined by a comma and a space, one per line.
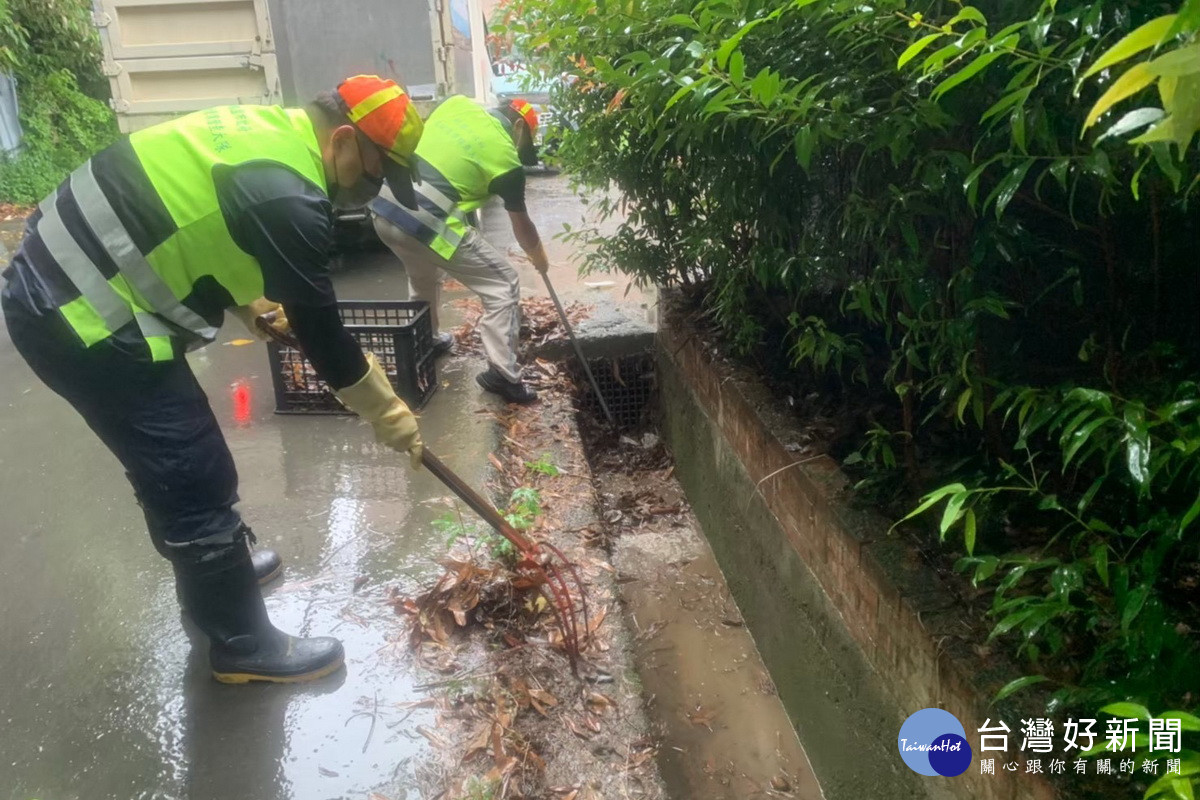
420, 449, 536, 554
256, 316, 540, 557
254, 316, 301, 349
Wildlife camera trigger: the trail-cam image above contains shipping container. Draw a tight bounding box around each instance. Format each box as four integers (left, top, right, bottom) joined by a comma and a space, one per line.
94, 0, 492, 133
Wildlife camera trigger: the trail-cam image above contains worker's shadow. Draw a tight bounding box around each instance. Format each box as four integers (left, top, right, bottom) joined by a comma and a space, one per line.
178, 627, 346, 800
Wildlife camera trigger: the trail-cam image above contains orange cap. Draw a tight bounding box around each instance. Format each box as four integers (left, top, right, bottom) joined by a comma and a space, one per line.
336, 75, 424, 207
509, 98, 539, 137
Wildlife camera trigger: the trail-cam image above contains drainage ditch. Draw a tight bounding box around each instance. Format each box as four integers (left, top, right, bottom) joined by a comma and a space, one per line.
569, 352, 825, 800
396, 334, 822, 799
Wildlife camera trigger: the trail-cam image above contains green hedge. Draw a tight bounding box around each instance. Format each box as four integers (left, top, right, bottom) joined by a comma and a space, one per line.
507, 0, 1200, 721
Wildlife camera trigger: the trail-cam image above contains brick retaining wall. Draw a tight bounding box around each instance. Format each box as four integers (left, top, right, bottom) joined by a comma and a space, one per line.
658, 296, 1057, 800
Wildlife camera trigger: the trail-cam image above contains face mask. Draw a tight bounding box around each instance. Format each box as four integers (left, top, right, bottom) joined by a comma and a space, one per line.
329, 134, 385, 210
330, 171, 383, 210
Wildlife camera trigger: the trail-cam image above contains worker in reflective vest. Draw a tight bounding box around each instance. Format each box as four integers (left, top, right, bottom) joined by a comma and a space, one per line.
370, 96, 550, 404
1, 75, 424, 684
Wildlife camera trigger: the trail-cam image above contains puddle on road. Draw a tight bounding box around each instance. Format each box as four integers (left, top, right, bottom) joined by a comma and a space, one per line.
0, 254, 504, 800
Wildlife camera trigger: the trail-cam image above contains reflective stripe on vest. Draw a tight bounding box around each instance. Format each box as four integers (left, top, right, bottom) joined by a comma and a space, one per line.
69, 161, 220, 342
38, 185, 177, 355
371, 181, 469, 260
383, 96, 522, 258
37, 190, 135, 337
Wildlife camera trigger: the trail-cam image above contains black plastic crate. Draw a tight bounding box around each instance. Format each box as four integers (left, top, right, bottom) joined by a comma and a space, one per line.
266, 300, 436, 414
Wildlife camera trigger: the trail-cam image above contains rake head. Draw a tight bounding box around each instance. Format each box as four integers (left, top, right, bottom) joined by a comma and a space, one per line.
513, 540, 590, 672
421, 449, 591, 674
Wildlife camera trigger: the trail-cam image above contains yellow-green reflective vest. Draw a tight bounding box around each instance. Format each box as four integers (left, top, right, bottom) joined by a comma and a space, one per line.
371, 95, 520, 260
37, 105, 326, 361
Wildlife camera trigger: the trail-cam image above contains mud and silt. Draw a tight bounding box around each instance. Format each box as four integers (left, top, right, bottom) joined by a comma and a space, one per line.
384, 349, 669, 799
581, 422, 825, 800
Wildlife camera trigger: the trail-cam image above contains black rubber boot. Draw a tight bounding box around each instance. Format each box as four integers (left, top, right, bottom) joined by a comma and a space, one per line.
251, 548, 283, 585
137, 481, 281, 586
476, 365, 538, 404
432, 331, 454, 356
172, 532, 344, 684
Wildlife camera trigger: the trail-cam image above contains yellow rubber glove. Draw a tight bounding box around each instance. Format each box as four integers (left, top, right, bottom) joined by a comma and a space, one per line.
230, 297, 290, 340
527, 241, 551, 275
334, 353, 423, 468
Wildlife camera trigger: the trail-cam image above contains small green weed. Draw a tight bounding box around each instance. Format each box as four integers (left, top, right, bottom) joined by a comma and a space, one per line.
526, 452, 560, 477
463, 776, 500, 800
433, 497, 530, 565
505, 487, 543, 531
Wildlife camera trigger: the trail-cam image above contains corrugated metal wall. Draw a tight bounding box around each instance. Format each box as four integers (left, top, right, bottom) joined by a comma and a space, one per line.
93, 0, 281, 133
0, 73, 22, 154
265, 0, 441, 106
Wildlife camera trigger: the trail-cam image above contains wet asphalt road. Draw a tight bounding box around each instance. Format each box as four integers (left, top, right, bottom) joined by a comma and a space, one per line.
0, 174, 643, 800
0, 232, 485, 800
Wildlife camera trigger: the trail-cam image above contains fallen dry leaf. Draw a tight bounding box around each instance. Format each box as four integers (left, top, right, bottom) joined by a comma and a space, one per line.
416, 725, 452, 749
528, 687, 559, 717
625, 744, 656, 770
687, 705, 717, 731
585, 692, 614, 714
461, 724, 491, 763
564, 716, 593, 740
393, 698, 437, 711
587, 605, 609, 636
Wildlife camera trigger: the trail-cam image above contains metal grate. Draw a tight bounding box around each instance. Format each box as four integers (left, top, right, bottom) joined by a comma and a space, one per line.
571, 352, 657, 429
267, 300, 436, 414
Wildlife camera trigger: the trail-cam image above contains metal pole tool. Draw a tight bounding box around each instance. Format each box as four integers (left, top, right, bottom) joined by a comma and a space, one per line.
540, 273, 615, 426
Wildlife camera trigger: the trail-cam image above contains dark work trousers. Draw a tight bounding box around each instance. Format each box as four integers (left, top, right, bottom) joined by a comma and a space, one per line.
2, 293, 243, 550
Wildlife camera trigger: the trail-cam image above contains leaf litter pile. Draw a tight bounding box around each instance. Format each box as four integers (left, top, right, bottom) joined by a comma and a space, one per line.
0, 202, 32, 222
384, 307, 666, 800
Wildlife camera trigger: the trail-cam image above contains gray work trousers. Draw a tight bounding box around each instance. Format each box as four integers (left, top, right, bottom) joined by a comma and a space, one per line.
373, 219, 522, 382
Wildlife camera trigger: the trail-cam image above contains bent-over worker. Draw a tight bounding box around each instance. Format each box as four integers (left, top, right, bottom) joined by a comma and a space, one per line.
1, 75, 424, 684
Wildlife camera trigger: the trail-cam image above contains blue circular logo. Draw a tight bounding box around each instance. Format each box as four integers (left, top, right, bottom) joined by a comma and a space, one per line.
898, 708, 973, 777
